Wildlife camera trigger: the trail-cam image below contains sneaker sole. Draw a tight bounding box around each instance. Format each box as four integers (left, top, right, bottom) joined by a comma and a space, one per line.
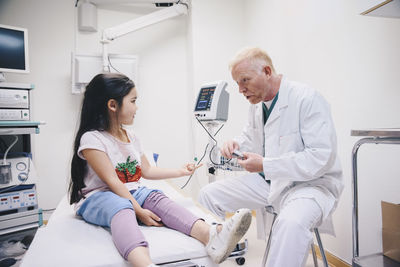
215, 210, 252, 263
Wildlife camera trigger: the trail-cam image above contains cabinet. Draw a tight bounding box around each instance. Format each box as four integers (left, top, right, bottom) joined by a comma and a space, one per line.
0, 82, 43, 235
351, 129, 400, 267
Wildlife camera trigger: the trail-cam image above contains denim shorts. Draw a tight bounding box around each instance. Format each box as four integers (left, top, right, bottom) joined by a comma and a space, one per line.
77, 186, 161, 227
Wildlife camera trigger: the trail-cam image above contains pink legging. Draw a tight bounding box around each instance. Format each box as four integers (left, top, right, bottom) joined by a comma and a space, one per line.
110, 192, 200, 260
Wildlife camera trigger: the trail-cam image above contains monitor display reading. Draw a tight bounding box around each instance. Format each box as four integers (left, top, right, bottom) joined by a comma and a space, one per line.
0, 25, 28, 73
195, 86, 216, 111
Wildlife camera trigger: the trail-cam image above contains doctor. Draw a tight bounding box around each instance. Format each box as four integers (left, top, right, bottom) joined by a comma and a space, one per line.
199, 47, 343, 267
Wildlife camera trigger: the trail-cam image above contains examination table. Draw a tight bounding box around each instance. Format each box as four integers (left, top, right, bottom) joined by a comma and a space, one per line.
20, 178, 221, 267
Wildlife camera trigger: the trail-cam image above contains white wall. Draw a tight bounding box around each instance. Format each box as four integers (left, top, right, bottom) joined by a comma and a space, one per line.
187, 0, 249, 193
240, 0, 400, 263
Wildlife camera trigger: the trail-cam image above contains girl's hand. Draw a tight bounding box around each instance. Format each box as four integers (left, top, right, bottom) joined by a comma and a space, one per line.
136, 208, 163, 227
181, 163, 203, 176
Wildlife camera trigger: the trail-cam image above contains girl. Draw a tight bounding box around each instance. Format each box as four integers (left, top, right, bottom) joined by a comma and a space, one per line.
69, 73, 251, 267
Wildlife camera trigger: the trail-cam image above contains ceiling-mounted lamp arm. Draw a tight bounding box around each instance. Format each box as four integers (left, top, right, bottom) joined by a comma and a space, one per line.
101, 2, 188, 72
101, 34, 110, 72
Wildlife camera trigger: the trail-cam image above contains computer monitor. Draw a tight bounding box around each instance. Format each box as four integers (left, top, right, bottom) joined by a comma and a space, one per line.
194, 81, 229, 122
0, 24, 30, 76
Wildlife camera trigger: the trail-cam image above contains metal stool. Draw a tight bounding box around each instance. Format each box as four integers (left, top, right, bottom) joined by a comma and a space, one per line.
261, 206, 329, 267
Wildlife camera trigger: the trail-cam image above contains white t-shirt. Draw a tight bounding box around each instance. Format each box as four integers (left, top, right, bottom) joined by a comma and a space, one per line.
75, 129, 144, 210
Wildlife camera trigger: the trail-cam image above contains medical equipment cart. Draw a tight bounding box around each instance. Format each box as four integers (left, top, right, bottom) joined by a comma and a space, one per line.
0, 82, 43, 236
351, 128, 400, 267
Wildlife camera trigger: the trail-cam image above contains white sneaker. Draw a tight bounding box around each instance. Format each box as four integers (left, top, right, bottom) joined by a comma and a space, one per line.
206, 208, 252, 264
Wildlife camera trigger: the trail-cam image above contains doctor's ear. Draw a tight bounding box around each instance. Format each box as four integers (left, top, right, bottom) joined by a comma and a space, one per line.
107, 99, 118, 112
262, 65, 272, 77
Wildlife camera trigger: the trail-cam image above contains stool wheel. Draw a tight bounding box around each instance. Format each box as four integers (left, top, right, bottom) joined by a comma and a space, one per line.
235, 257, 245, 265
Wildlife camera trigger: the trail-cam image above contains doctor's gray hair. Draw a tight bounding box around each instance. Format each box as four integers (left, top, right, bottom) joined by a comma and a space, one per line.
229, 47, 276, 74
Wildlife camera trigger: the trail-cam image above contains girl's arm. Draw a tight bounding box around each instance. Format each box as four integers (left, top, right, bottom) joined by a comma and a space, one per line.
140, 154, 201, 180
82, 149, 162, 226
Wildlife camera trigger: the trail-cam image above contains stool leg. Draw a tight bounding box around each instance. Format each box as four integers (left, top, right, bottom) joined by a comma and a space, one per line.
314, 228, 329, 267
261, 212, 277, 267
311, 242, 319, 267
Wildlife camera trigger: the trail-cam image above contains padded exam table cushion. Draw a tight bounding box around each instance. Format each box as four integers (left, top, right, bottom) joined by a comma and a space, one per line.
20, 179, 217, 267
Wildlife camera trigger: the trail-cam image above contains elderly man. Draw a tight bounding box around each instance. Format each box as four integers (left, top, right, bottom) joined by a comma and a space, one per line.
199, 47, 343, 267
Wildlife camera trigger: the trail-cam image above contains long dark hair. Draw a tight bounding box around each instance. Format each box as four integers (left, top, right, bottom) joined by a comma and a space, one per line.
69, 73, 135, 204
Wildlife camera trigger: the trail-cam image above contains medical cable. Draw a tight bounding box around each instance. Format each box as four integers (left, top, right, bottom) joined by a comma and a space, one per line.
195, 117, 232, 166
214, 123, 224, 136
108, 56, 121, 73
209, 144, 231, 166
176, 0, 189, 9
180, 143, 209, 189
181, 119, 230, 189
195, 117, 218, 143
3, 135, 18, 165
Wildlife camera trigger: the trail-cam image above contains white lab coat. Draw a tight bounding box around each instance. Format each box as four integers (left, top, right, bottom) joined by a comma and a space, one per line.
233, 77, 343, 237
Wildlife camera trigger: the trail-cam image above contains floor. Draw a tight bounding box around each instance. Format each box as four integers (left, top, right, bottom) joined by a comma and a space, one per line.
220, 217, 325, 267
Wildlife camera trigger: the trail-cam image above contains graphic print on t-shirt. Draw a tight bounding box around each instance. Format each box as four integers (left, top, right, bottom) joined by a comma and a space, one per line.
115, 156, 142, 183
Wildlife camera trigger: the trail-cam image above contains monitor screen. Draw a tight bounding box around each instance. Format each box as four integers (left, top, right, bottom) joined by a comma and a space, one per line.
0, 24, 29, 73
195, 86, 216, 111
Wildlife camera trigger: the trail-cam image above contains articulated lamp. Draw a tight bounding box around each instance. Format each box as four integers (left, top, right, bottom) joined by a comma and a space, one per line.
99, 1, 188, 72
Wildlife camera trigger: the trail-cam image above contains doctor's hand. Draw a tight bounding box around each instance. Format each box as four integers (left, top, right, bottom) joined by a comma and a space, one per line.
136, 208, 163, 227
220, 140, 240, 159
237, 152, 264, 173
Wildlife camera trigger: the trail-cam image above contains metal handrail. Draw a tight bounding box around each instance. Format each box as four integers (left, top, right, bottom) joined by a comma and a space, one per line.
351, 136, 400, 259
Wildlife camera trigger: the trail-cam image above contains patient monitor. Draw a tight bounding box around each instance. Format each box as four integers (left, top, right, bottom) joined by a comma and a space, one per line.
194, 81, 229, 122
192, 81, 230, 184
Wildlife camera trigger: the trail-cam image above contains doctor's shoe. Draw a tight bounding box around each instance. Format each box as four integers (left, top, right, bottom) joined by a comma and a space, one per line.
206, 208, 252, 264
